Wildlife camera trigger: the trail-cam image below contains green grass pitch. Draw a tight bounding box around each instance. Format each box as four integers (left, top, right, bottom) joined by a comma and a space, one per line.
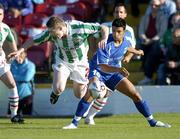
0, 113, 180, 139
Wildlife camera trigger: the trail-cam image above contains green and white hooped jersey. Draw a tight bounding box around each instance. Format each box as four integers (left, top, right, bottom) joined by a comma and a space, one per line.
0, 23, 15, 56
33, 20, 102, 63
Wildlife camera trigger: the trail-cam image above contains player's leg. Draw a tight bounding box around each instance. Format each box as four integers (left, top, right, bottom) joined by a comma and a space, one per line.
63, 77, 107, 129
84, 96, 108, 125
0, 70, 22, 123
73, 82, 88, 99
50, 64, 70, 104
84, 85, 112, 125
115, 77, 171, 128
71, 61, 90, 99
63, 88, 94, 129
21, 95, 33, 116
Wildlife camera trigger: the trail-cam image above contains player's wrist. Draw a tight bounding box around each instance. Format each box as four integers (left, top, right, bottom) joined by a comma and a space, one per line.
19, 48, 25, 53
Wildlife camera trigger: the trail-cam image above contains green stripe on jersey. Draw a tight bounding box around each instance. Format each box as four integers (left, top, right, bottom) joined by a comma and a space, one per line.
62, 38, 74, 63
34, 31, 50, 45
56, 47, 64, 60
4, 28, 13, 42
71, 24, 100, 31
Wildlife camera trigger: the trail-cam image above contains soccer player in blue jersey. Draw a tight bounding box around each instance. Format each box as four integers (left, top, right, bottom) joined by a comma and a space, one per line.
63, 18, 171, 129
85, 3, 138, 125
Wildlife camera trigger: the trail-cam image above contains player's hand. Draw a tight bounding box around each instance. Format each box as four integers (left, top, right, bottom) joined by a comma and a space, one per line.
8, 48, 24, 60
97, 39, 107, 49
137, 50, 144, 56
119, 67, 129, 77
167, 61, 177, 69
123, 56, 131, 63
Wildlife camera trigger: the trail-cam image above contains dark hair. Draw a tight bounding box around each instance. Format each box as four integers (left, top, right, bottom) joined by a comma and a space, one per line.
46, 16, 65, 28
112, 18, 126, 30
113, 3, 127, 13
0, 3, 4, 10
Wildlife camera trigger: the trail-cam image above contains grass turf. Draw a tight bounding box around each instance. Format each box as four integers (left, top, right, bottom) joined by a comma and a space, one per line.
0, 113, 179, 139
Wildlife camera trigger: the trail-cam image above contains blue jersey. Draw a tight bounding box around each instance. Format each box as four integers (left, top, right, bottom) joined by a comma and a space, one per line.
11, 58, 36, 100
89, 34, 131, 90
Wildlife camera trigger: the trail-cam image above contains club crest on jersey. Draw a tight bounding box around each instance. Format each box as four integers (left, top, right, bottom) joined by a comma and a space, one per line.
72, 37, 83, 45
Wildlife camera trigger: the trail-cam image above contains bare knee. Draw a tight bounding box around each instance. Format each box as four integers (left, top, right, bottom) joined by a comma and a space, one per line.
53, 86, 64, 95
74, 93, 84, 99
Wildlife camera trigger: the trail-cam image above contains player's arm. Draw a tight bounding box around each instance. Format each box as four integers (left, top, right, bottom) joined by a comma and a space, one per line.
99, 64, 129, 77
97, 25, 109, 49
123, 52, 134, 63
8, 30, 50, 59
127, 47, 144, 56
8, 38, 34, 59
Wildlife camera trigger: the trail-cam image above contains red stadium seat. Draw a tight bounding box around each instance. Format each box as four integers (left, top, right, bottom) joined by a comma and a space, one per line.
19, 26, 45, 43
46, 0, 67, 5
54, 2, 90, 20
23, 13, 48, 28
80, 0, 101, 10
3, 12, 22, 28
35, 3, 55, 16
27, 42, 54, 72
55, 13, 76, 21
67, 2, 90, 20
46, 0, 80, 5
79, 0, 102, 21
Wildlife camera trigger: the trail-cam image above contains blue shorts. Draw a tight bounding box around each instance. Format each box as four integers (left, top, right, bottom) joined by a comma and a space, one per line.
88, 68, 124, 91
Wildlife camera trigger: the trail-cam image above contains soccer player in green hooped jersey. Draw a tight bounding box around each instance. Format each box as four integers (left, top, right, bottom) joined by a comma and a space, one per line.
8, 16, 109, 105
0, 4, 24, 123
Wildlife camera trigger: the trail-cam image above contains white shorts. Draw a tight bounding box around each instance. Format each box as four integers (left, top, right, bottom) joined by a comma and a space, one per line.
52, 60, 89, 85
0, 52, 10, 77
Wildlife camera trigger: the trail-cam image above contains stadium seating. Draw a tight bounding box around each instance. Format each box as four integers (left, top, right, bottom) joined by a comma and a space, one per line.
27, 42, 54, 72
23, 13, 48, 28
3, 12, 22, 28
55, 13, 76, 21
35, 3, 55, 16
46, 0, 68, 5
54, 2, 90, 20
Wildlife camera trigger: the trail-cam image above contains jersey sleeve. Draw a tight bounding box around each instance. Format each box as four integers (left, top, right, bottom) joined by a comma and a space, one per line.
71, 20, 102, 35
5, 27, 16, 43
32, 29, 52, 45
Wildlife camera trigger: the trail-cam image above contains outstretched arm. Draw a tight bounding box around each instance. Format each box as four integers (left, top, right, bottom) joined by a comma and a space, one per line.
127, 47, 144, 56
8, 38, 34, 60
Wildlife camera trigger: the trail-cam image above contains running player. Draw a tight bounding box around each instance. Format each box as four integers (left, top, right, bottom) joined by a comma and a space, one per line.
8, 16, 109, 106
0, 4, 23, 123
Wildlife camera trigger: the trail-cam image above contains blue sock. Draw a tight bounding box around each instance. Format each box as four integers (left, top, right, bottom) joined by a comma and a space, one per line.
134, 100, 157, 126
72, 98, 91, 126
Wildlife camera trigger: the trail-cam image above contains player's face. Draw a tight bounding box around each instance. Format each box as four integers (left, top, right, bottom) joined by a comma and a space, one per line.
112, 26, 125, 42
0, 9, 4, 23
151, 0, 161, 10
48, 25, 66, 39
113, 6, 127, 19
16, 53, 26, 64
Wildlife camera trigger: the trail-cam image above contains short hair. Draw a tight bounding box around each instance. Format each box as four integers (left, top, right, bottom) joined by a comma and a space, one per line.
0, 3, 4, 10
112, 18, 126, 30
113, 3, 127, 13
46, 16, 66, 28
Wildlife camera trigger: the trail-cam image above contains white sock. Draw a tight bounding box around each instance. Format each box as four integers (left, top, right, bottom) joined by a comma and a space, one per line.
8, 87, 19, 118
86, 97, 108, 120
